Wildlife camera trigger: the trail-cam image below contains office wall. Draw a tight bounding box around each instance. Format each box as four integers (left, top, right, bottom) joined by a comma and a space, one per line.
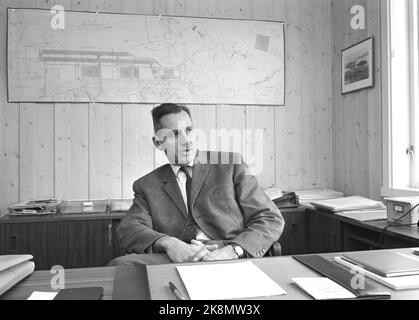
0, 0, 333, 215
331, 0, 381, 200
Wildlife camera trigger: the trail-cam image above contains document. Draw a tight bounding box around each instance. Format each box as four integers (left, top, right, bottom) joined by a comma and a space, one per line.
176, 261, 286, 300
291, 277, 356, 300
27, 291, 58, 300
311, 196, 385, 212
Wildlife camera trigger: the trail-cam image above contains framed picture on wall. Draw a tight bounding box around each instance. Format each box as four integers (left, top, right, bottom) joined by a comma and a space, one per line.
341, 36, 374, 94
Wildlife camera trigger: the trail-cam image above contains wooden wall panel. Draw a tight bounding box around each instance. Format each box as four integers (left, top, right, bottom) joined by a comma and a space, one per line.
122, 104, 154, 198
315, 0, 333, 189
332, 0, 382, 200
0, 0, 334, 215
1, 0, 20, 215
284, 0, 304, 190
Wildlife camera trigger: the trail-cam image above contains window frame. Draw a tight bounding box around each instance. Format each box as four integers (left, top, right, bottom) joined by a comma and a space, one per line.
381, 0, 419, 197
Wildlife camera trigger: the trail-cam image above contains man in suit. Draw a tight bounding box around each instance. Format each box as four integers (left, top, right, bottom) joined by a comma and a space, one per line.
109, 103, 284, 266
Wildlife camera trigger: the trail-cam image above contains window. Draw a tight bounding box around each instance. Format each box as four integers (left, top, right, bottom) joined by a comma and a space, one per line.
382, 0, 419, 196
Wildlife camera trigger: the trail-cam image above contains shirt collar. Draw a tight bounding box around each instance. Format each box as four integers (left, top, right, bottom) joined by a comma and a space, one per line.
170, 162, 194, 177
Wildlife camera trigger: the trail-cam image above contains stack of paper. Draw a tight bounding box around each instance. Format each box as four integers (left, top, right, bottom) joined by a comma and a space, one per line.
311, 196, 385, 212
293, 189, 344, 208
0, 255, 35, 295
176, 261, 286, 300
292, 277, 356, 300
335, 209, 387, 221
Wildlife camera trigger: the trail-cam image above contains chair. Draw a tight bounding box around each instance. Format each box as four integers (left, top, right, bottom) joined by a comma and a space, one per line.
266, 241, 282, 257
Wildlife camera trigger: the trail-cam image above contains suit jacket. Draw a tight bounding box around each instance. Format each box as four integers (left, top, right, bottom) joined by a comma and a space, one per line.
117, 150, 285, 258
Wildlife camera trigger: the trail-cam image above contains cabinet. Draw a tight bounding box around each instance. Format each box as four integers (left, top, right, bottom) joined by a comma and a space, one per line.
307, 210, 341, 253
280, 209, 307, 255
0, 215, 124, 270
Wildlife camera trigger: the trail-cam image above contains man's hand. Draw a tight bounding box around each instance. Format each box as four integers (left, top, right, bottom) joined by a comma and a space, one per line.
154, 236, 218, 263
201, 245, 239, 261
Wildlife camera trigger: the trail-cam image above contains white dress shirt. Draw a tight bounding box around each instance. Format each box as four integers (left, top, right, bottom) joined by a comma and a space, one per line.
170, 163, 211, 241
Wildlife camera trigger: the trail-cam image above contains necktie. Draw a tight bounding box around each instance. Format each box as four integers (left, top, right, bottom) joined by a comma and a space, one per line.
179, 166, 198, 242
179, 166, 192, 212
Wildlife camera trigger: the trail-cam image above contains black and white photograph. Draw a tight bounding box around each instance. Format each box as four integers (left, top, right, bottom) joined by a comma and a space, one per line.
341, 36, 374, 94
1, 0, 419, 309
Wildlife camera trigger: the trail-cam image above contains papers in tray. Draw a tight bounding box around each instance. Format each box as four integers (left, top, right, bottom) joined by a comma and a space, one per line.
263, 187, 284, 201
334, 254, 419, 291
8, 198, 61, 216
292, 277, 356, 300
176, 261, 286, 300
311, 196, 386, 212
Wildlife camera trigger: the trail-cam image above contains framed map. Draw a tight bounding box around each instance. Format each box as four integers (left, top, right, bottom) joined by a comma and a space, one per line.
7, 8, 285, 105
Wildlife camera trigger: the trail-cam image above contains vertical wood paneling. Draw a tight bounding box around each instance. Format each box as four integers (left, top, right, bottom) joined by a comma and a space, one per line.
122, 104, 154, 198
0, 0, 20, 215
55, 104, 71, 199
19, 104, 36, 200
216, 105, 246, 155
89, 103, 122, 199
367, 0, 381, 200
0, 0, 336, 212
89, 0, 105, 12
154, 0, 169, 16
121, 0, 136, 14
332, 0, 382, 199
136, 0, 153, 15
167, 0, 185, 16
246, 106, 275, 187
301, 0, 317, 188
189, 105, 217, 152
19, 104, 55, 199
315, 0, 332, 189
55, 103, 89, 199
273, 0, 288, 190
70, 0, 89, 11
35, 104, 55, 198
197, 0, 215, 18
332, 0, 344, 194
285, 0, 303, 190
70, 104, 89, 199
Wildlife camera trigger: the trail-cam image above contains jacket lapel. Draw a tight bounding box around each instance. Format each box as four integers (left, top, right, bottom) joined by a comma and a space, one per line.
190, 151, 210, 209
160, 165, 189, 219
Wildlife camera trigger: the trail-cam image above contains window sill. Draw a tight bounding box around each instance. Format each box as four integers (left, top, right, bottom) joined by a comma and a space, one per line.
381, 187, 419, 198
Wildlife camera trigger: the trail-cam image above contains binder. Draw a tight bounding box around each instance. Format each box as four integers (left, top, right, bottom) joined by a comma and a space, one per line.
342, 251, 419, 278
293, 255, 391, 300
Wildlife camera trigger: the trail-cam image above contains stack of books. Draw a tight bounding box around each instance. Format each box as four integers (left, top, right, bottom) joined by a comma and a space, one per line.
0, 255, 35, 295
334, 250, 419, 290
310, 196, 387, 221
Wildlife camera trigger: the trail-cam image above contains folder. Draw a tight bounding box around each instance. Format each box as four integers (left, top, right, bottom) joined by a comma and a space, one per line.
341, 251, 419, 278
293, 255, 391, 300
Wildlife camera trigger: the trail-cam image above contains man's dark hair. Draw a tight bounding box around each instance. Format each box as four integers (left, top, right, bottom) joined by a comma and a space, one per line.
151, 103, 192, 132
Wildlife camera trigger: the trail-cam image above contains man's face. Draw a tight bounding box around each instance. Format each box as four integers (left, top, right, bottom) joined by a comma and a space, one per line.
154, 111, 197, 165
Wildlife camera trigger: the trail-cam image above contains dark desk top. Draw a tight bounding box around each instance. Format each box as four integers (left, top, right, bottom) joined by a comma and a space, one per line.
2, 248, 419, 300
307, 208, 419, 243
0, 204, 305, 224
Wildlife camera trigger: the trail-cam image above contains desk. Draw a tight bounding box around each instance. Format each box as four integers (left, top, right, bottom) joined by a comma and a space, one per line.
2, 248, 419, 300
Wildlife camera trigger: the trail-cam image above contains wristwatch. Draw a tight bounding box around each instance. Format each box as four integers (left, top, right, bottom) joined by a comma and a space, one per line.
231, 244, 244, 259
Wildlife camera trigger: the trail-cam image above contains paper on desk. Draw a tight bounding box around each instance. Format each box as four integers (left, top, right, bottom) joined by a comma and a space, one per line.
27, 291, 58, 300
176, 261, 286, 300
292, 277, 356, 300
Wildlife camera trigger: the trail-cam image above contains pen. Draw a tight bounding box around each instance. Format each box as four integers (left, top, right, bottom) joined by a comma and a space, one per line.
169, 282, 186, 300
